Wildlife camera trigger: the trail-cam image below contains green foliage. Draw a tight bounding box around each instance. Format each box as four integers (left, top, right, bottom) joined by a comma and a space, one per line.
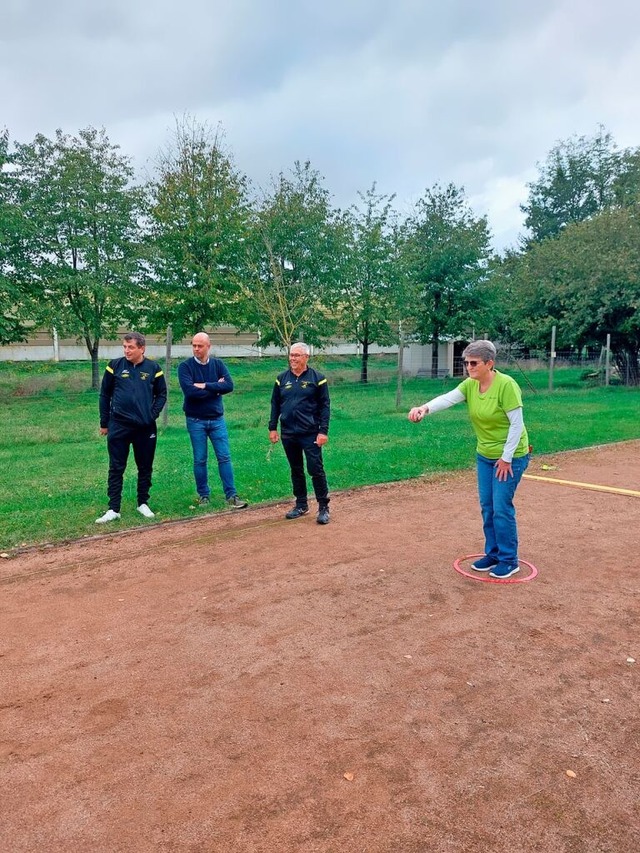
495, 126, 640, 385
521, 126, 640, 243
9, 127, 147, 387
0, 358, 638, 550
336, 184, 404, 381
146, 117, 251, 337
500, 207, 640, 384
0, 130, 31, 343
241, 161, 341, 348
402, 183, 491, 373
614, 149, 640, 206
5, 118, 640, 396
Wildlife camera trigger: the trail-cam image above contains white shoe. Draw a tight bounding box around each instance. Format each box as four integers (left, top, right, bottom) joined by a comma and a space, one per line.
137, 503, 155, 519
96, 509, 120, 524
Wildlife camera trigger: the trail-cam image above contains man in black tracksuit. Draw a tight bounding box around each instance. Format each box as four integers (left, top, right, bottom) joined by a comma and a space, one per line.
268, 342, 331, 525
96, 332, 167, 523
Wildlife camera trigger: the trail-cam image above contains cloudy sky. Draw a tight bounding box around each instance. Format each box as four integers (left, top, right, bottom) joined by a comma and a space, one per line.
3, 0, 640, 249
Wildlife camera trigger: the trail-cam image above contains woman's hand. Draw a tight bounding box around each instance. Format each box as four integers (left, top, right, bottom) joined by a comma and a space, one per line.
494, 459, 513, 481
408, 405, 428, 422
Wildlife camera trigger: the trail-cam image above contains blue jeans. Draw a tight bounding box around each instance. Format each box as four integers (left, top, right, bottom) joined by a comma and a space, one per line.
476, 453, 529, 566
186, 417, 237, 499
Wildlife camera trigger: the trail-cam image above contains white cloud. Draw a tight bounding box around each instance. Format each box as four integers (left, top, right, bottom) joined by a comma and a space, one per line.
3, 0, 640, 250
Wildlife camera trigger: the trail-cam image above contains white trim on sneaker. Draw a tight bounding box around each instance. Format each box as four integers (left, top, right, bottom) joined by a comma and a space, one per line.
137, 504, 155, 518
489, 564, 520, 579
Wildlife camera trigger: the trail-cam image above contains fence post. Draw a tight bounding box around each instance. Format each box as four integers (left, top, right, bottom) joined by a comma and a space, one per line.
548, 325, 556, 392
605, 333, 611, 386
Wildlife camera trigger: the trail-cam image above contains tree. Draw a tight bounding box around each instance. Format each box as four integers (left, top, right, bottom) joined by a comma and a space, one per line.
146, 117, 251, 338
336, 185, 403, 382
241, 161, 341, 350
12, 127, 146, 387
522, 127, 624, 243
504, 207, 640, 384
402, 183, 491, 376
0, 130, 31, 344
613, 148, 640, 207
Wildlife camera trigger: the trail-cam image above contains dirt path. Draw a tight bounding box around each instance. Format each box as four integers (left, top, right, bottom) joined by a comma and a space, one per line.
2, 442, 639, 852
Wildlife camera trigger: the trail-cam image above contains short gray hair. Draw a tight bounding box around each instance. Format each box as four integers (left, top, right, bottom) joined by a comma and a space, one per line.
462, 340, 496, 362
290, 342, 310, 355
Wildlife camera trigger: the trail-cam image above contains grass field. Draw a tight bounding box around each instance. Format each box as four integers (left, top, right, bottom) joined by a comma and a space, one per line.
1, 355, 639, 550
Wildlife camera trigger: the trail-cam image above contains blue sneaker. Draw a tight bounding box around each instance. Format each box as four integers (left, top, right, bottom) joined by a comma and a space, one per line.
489, 563, 520, 579
471, 555, 499, 572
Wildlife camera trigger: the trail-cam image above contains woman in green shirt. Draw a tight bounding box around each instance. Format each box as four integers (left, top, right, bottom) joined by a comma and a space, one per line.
408, 340, 530, 579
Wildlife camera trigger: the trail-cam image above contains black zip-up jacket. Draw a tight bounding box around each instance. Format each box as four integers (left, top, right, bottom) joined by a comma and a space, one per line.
269, 366, 330, 436
99, 356, 167, 429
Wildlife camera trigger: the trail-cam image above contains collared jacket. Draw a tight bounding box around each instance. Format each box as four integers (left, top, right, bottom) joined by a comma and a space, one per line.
99, 357, 167, 429
269, 366, 330, 436
177, 357, 234, 419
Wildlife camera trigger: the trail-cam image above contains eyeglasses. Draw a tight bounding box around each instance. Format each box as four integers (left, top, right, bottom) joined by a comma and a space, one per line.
463, 360, 480, 366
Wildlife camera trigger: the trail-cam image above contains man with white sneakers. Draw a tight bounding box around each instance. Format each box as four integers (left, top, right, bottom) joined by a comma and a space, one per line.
96, 332, 167, 524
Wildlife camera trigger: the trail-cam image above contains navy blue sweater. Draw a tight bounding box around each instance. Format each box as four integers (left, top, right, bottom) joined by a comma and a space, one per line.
178, 357, 234, 419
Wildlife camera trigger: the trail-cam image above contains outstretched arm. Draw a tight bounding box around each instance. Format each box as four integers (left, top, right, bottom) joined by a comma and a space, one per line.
408, 388, 465, 421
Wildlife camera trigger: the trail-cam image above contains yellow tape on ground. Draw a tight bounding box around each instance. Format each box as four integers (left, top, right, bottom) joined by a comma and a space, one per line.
523, 474, 640, 498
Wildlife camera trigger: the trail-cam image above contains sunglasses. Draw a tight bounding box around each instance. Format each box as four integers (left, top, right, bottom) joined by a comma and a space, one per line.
463, 359, 481, 366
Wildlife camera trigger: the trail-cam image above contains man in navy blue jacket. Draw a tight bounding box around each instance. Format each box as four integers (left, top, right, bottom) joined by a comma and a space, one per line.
97, 332, 167, 523
269, 342, 331, 525
178, 332, 247, 509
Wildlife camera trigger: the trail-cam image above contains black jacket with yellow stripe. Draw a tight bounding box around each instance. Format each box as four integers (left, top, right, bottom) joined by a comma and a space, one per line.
99, 357, 167, 429
269, 367, 330, 436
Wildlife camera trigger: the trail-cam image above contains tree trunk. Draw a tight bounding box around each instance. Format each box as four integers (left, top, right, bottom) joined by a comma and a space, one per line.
360, 338, 369, 383
430, 293, 441, 378
162, 325, 172, 427
430, 329, 440, 378
87, 339, 101, 390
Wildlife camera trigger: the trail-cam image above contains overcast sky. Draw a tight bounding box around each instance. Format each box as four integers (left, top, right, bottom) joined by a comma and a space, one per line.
3, 0, 640, 249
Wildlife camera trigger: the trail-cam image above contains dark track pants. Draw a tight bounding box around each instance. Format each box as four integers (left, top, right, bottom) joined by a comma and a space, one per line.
281, 432, 329, 508
106, 420, 158, 511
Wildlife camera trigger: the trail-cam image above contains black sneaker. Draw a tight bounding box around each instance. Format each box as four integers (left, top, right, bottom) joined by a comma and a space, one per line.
316, 507, 330, 525
197, 495, 210, 506
226, 496, 248, 509
285, 506, 309, 519
471, 555, 498, 572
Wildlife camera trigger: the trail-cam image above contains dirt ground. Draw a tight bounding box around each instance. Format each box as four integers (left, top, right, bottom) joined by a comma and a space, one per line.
1, 442, 639, 853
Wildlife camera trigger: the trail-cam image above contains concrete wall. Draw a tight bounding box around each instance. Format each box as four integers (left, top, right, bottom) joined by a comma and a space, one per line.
0, 327, 470, 377
0, 327, 399, 362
